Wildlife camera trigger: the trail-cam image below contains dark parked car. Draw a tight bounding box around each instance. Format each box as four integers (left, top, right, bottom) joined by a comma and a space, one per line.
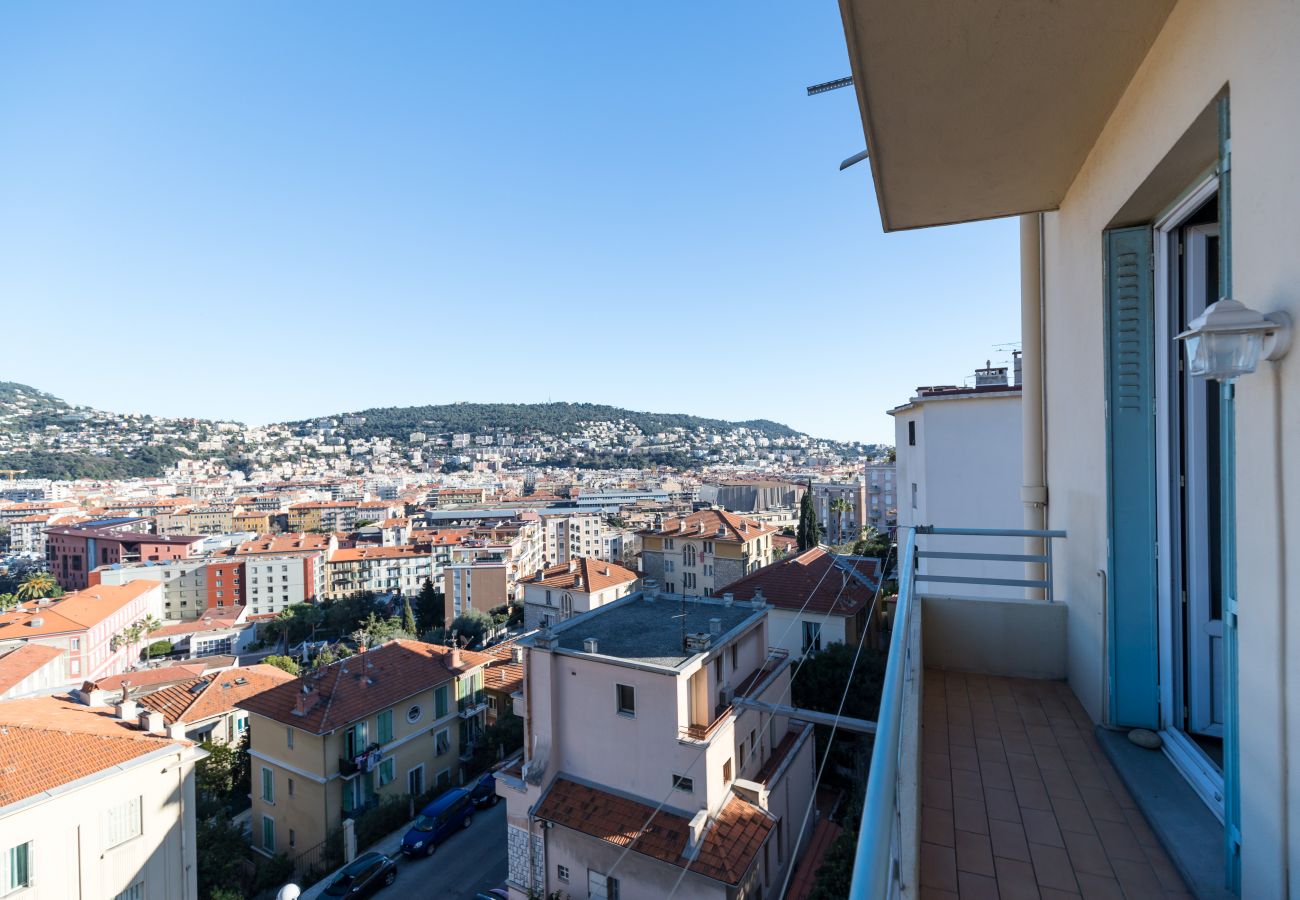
400, 787, 474, 856
469, 773, 499, 808
321, 851, 397, 897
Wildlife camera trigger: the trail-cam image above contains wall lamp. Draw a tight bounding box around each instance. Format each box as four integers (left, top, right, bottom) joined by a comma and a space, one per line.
1175, 297, 1292, 382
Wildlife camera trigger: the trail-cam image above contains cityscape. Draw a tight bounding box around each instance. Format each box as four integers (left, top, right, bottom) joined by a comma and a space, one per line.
3, 3, 1297, 900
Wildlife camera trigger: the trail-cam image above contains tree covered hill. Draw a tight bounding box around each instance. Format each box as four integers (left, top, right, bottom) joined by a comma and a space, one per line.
293, 402, 806, 441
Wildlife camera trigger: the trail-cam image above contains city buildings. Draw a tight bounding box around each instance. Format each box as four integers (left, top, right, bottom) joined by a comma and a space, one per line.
808, 479, 868, 546
237, 640, 492, 858
862, 462, 896, 532
520, 557, 639, 630
139, 663, 294, 744
498, 592, 816, 899
0, 694, 203, 899
639, 509, 777, 597
324, 545, 433, 600
45, 521, 203, 590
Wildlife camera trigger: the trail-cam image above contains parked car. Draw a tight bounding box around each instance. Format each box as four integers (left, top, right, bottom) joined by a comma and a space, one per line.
474, 890, 509, 900
469, 773, 499, 808
400, 787, 474, 857
321, 851, 397, 897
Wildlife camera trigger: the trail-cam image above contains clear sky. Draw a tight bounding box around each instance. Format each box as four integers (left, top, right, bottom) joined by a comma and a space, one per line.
0, 2, 1019, 445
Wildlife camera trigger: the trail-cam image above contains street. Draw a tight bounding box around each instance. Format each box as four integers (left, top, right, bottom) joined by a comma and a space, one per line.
300, 800, 508, 900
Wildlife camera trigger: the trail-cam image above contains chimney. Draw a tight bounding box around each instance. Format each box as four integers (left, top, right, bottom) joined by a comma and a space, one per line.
511, 645, 524, 664
697, 521, 705, 534
568, 559, 577, 573
291, 685, 313, 717
708, 617, 722, 635
450, 645, 462, 668
602, 566, 610, 577
115, 699, 139, 721
583, 638, 599, 653
1012, 349, 1023, 387
167, 722, 187, 740
722, 592, 734, 607
534, 568, 544, 581
752, 587, 766, 608
574, 575, 583, 590
685, 809, 710, 859
138, 710, 165, 734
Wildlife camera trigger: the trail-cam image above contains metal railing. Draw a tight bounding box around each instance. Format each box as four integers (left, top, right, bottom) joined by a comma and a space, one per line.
850, 525, 1066, 898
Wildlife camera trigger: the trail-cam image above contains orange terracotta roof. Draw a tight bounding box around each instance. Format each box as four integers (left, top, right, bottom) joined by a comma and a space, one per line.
639, 509, 776, 543
536, 778, 773, 885
328, 545, 430, 563
718, 548, 879, 616
151, 616, 248, 639
0, 582, 158, 639
237, 640, 492, 734
527, 557, 638, 593
234, 533, 330, 555
480, 639, 525, 696
784, 818, 844, 900
0, 644, 64, 695
141, 664, 295, 725
82, 664, 207, 693
0, 695, 188, 806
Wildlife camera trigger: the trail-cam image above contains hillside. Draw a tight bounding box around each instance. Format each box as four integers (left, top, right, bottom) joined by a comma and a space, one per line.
296, 402, 804, 441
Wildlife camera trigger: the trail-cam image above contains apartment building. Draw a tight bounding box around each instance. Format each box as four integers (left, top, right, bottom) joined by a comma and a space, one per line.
499, 593, 815, 900
45, 521, 203, 590
237, 640, 492, 856
538, 511, 628, 567
808, 480, 869, 545
521, 557, 639, 630
93, 553, 321, 619
718, 548, 881, 659
0, 695, 203, 900
862, 462, 896, 532
139, 663, 294, 744
0, 581, 163, 684
639, 509, 777, 597
6, 512, 79, 556
324, 545, 434, 600
444, 560, 509, 622
232, 510, 271, 533
287, 500, 364, 533
480, 639, 525, 726
148, 614, 257, 660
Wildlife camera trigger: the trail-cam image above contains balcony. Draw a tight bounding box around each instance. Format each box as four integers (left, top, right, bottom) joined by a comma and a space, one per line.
849, 527, 1194, 899
458, 689, 488, 719
339, 743, 381, 777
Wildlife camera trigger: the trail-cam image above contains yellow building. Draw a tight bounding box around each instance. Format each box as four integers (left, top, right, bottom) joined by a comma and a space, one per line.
238, 640, 492, 857
286, 504, 323, 533
233, 510, 271, 533
638, 509, 776, 597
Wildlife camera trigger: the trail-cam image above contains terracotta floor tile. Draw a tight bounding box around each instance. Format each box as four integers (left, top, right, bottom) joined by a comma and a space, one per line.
922, 805, 955, 847
1061, 829, 1112, 878
1038, 890, 1083, 900
1007, 751, 1040, 779
989, 818, 1032, 863
1032, 744, 1070, 772
1079, 787, 1126, 824
1020, 807, 1064, 848
953, 767, 985, 800
1145, 845, 1187, 893
985, 787, 1022, 824
1040, 767, 1083, 802
1072, 871, 1125, 900
1027, 724, 1059, 748
958, 870, 1002, 900
1092, 819, 1146, 863
922, 841, 959, 893
954, 795, 990, 835
1122, 808, 1159, 848
994, 856, 1041, 900
924, 777, 954, 812
926, 751, 953, 780
955, 828, 997, 877
950, 724, 977, 748
1109, 857, 1163, 897
1013, 776, 1053, 812
920, 887, 960, 900
1050, 796, 1096, 835
951, 744, 981, 772
1029, 842, 1080, 893
981, 760, 1014, 791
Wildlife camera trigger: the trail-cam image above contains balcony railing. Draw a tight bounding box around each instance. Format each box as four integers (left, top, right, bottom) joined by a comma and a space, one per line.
679, 704, 732, 742
458, 689, 488, 718
849, 525, 1066, 898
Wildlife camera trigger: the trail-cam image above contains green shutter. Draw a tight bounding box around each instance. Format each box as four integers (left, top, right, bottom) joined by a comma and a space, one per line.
1105, 225, 1160, 728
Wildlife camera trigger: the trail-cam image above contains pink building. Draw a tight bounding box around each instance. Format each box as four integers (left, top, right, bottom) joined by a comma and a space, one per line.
45, 520, 203, 590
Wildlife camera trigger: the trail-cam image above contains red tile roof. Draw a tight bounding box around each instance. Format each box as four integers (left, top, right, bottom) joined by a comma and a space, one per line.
718, 548, 879, 616
141, 664, 294, 725
0, 644, 64, 696
234, 533, 330, 555
536, 778, 774, 885
0, 581, 158, 639
639, 509, 776, 543
527, 557, 637, 593
480, 639, 525, 696
237, 640, 492, 734
82, 664, 208, 694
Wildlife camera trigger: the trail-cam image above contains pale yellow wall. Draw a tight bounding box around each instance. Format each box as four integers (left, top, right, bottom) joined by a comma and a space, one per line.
1040, 2, 1300, 892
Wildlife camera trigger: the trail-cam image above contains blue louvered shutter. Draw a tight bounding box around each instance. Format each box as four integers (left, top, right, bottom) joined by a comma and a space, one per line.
1105, 225, 1159, 728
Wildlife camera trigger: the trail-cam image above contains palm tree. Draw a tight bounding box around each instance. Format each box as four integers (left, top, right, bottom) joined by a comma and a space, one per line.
141, 615, 163, 662
830, 498, 854, 546
15, 571, 56, 602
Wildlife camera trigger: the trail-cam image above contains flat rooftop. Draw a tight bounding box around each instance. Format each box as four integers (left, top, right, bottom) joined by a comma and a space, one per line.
551, 594, 762, 668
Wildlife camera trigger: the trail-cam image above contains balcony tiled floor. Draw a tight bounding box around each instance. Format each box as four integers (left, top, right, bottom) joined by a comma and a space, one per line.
920, 669, 1192, 899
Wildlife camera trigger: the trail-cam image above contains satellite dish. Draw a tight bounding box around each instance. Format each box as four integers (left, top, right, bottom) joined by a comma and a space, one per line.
276, 886, 301, 900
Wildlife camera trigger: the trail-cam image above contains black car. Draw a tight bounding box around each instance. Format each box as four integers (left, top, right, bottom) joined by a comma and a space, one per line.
321, 851, 398, 897
469, 773, 499, 808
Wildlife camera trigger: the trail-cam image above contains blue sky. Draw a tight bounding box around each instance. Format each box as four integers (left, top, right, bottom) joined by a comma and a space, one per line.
0, 3, 1018, 444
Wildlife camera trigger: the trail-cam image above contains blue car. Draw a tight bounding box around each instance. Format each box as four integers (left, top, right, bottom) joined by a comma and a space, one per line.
400, 788, 474, 857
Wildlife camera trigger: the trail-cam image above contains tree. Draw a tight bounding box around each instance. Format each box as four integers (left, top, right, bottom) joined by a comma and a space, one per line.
830, 497, 853, 545
140, 615, 163, 662
351, 612, 410, 650
196, 817, 251, 899
263, 655, 300, 676
851, 526, 891, 560
266, 602, 324, 648
797, 485, 819, 553
401, 598, 418, 636
194, 737, 250, 819
15, 571, 56, 601
147, 640, 174, 658
448, 609, 493, 648
416, 577, 444, 632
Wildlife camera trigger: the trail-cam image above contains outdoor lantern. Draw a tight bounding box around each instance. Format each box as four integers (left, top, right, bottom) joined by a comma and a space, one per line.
1175, 298, 1292, 382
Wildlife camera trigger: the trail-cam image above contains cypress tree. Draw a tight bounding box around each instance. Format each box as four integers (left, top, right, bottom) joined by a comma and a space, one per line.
797, 486, 819, 552
402, 598, 418, 637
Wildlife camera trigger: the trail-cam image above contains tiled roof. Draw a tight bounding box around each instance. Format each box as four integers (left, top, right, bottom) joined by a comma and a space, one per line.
0, 581, 157, 639
234, 533, 329, 555
0, 695, 186, 806
527, 557, 637, 593
151, 616, 247, 639
237, 640, 492, 734
0, 644, 64, 695
536, 778, 773, 885
718, 548, 879, 616
82, 664, 207, 694
638, 509, 776, 543
141, 664, 294, 725
480, 638, 526, 696
329, 545, 430, 563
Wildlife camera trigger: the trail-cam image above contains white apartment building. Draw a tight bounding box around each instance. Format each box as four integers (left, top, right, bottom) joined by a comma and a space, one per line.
521, 557, 639, 630
539, 512, 629, 566
863, 462, 896, 532
0, 695, 203, 900
499, 593, 816, 900
808, 480, 868, 545
323, 545, 434, 600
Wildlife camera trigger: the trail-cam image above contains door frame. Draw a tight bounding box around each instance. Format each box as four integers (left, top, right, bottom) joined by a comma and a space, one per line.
1153, 171, 1226, 821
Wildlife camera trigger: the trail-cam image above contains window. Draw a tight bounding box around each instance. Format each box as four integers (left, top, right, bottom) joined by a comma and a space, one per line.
435, 685, 449, 718
723, 758, 733, 784
408, 765, 425, 797
672, 774, 694, 793
616, 683, 635, 716
104, 796, 142, 849
261, 767, 274, 802
407, 704, 422, 723
589, 871, 620, 900
731, 644, 738, 670
261, 815, 275, 853
664, 559, 674, 574
377, 709, 393, 743
435, 729, 450, 756
70, 637, 80, 650
703, 541, 714, 554
288, 778, 295, 797
557, 864, 570, 882
286, 726, 294, 749
802, 621, 822, 654
911, 483, 918, 509
289, 829, 296, 849
378, 758, 395, 787
113, 883, 144, 900
908, 420, 916, 445
3, 842, 31, 895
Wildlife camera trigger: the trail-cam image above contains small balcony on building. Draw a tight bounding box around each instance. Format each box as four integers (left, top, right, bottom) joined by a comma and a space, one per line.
458, 689, 488, 719
849, 527, 1201, 900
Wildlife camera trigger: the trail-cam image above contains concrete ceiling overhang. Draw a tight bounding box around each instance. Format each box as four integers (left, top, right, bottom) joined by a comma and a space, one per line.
837, 0, 1177, 232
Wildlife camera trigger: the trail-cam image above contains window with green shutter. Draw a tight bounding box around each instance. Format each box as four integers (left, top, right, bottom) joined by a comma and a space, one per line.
435, 685, 448, 718
377, 709, 393, 744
